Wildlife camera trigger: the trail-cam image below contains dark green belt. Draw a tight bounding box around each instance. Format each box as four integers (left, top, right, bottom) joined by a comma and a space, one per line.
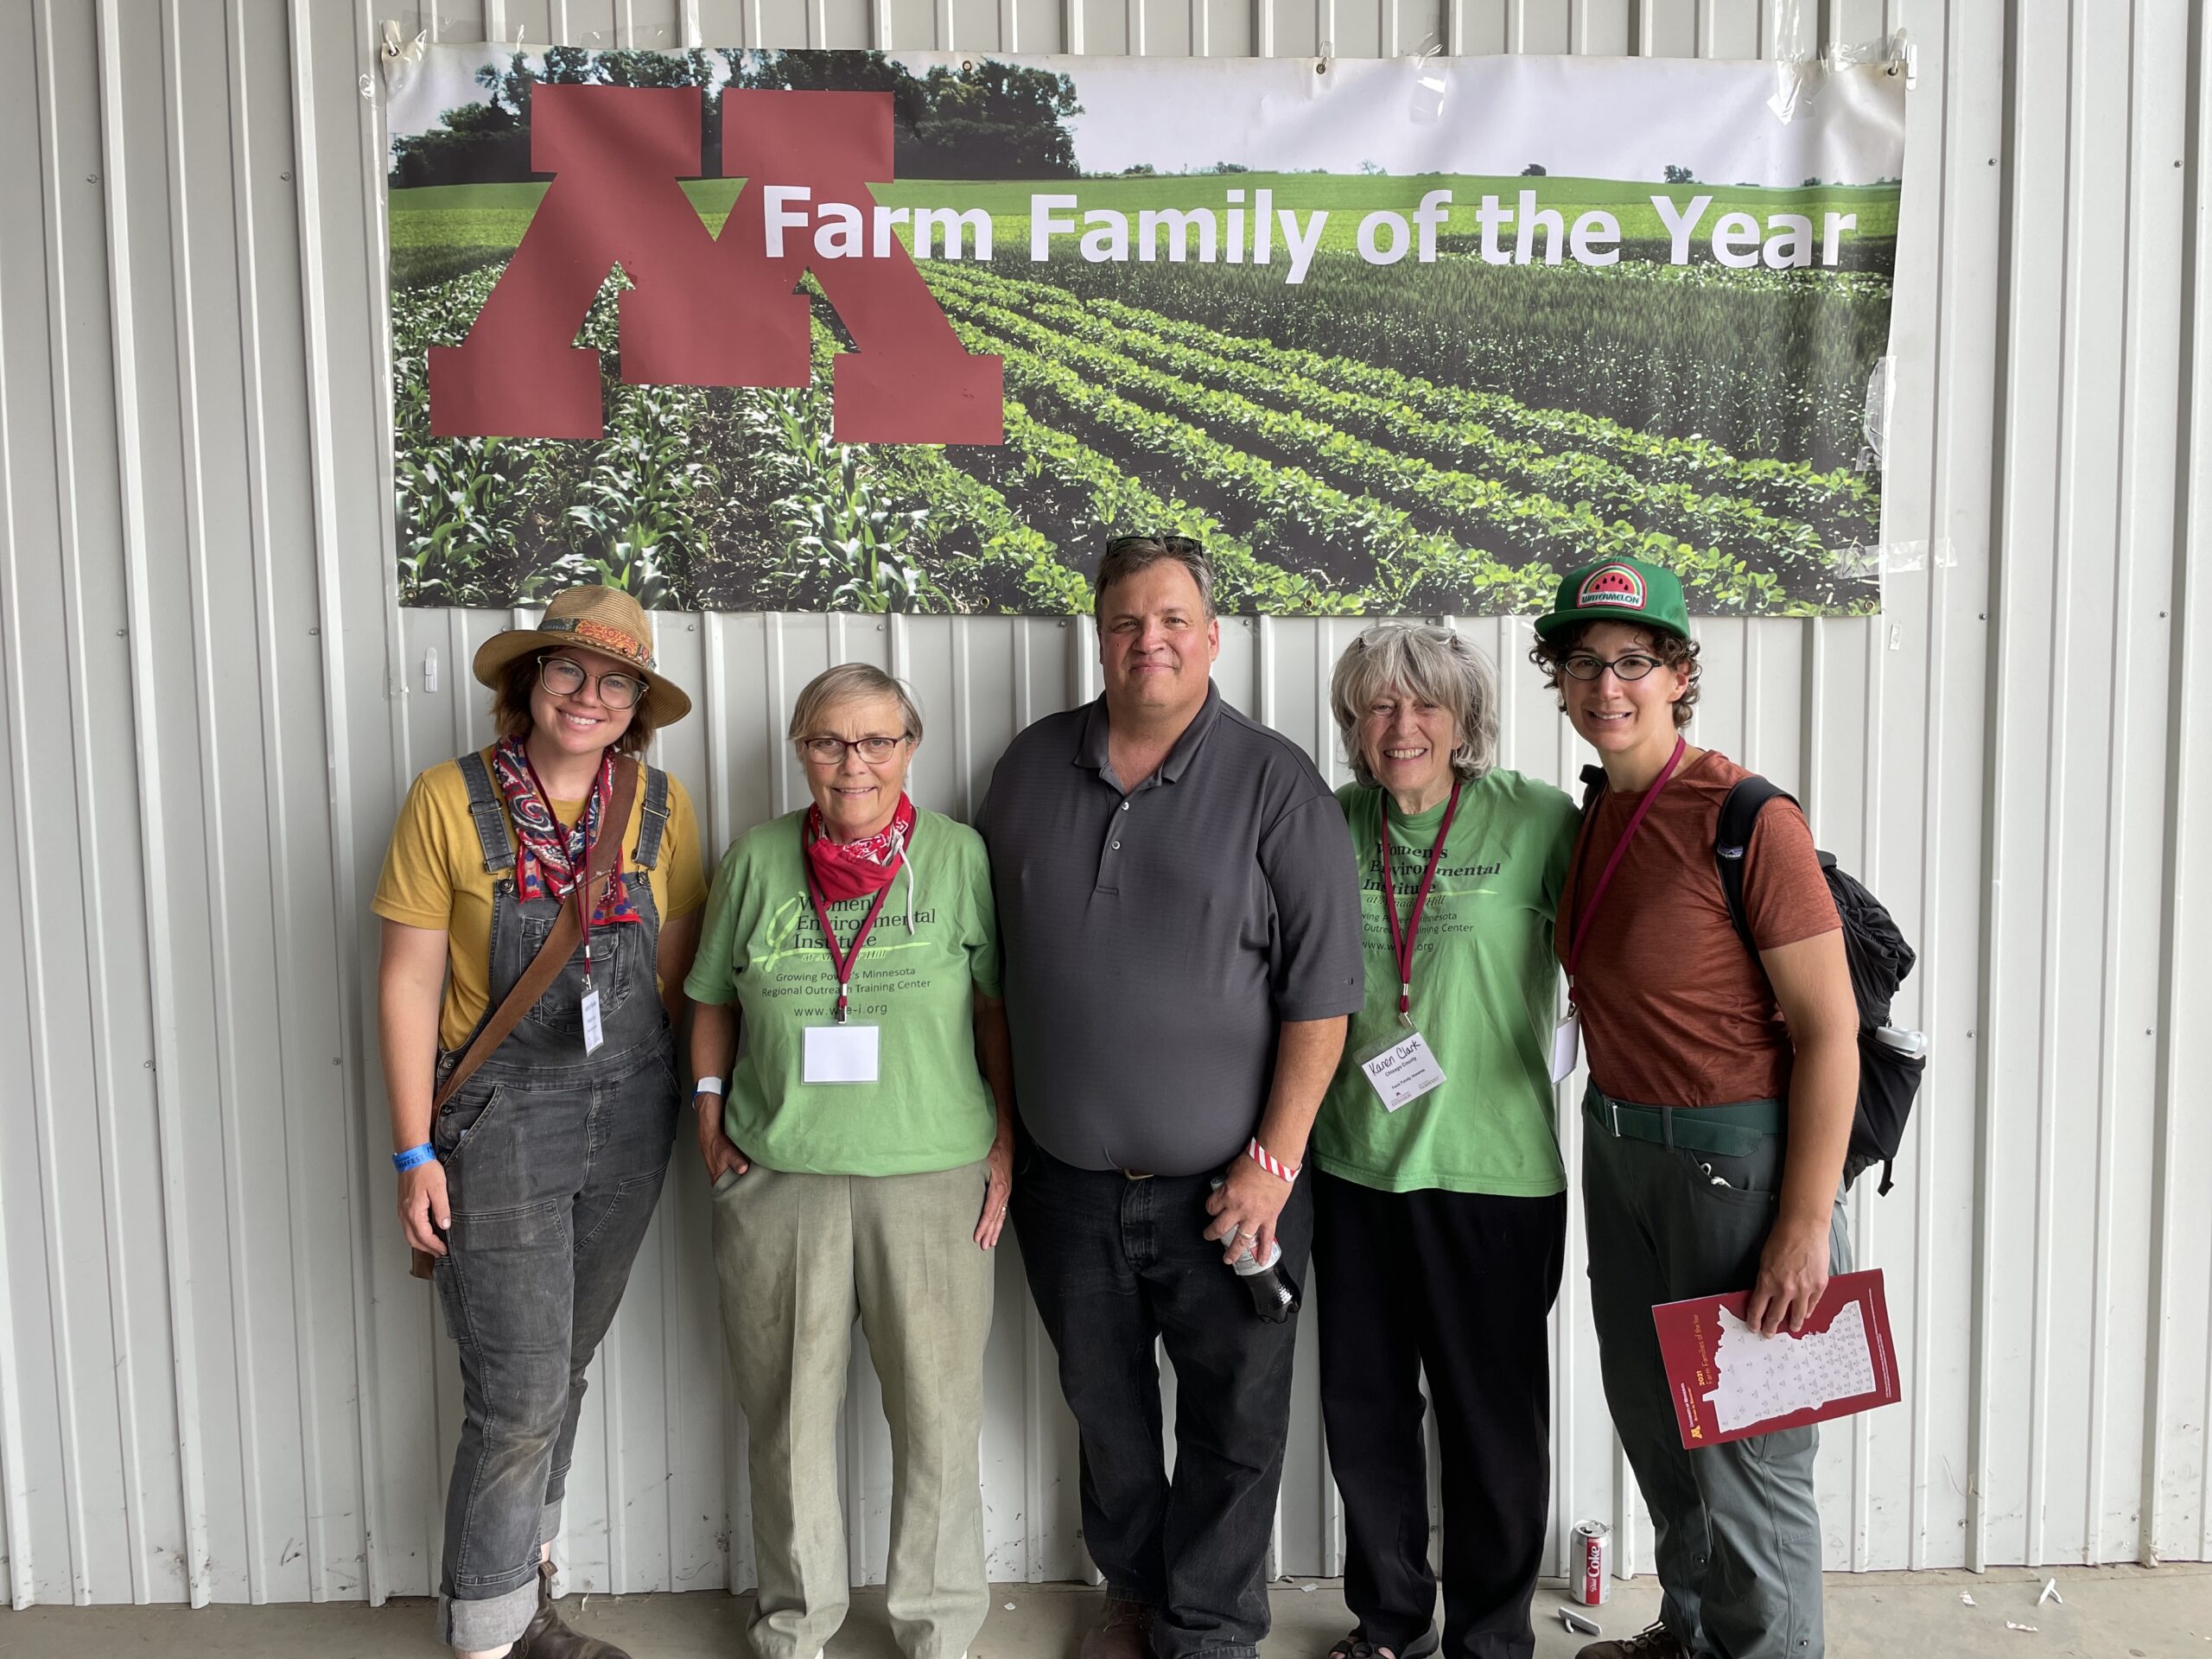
1584, 1085, 1784, 1159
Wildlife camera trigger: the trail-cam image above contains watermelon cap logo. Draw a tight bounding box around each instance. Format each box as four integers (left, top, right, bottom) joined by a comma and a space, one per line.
1576, 563, 1648, 610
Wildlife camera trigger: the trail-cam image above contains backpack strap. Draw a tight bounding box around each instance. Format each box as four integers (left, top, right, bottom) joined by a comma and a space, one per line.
457, 750, 516, 875
1578, 764, 1609, 817
633, 765, 671, 871
1714, 775, 1793, 958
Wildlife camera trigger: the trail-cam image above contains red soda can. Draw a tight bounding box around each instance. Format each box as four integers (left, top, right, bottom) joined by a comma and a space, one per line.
1575, 1521, 1611, 1605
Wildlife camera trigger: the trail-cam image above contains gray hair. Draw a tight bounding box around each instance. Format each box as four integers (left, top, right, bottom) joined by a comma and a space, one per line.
1329, 623, 1500, 789
1094, 535, 1217, 620
788, 663, 925, 748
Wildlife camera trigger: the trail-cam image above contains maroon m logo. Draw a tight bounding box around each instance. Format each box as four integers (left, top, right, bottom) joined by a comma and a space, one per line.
427, 85, 1002, 444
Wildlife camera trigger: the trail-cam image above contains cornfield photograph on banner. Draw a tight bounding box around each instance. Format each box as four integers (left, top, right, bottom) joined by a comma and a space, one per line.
385, 46, 1906, 616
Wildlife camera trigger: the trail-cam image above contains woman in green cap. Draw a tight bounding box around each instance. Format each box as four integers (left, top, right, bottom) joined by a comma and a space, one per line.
1529, 556, 1859, 1659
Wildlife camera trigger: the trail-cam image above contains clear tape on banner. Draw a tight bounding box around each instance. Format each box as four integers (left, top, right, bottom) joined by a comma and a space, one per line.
1770, 22, 1911, 123
379, 20, 425, 99
1834, 537, 1957, 583
1408, 42, 1447, 125
1861, 356, 1895, 470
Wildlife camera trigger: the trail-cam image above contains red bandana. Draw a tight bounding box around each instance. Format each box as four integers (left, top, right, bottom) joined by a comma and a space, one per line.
804, 793, 916, 903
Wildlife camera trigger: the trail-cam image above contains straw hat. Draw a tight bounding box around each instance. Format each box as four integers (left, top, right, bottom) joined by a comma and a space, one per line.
471, 586, 692, 726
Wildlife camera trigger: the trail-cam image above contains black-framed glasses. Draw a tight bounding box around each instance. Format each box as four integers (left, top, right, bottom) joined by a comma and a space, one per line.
538, 652, 646, 709
798, 734, 912, 764
1560, 651, 1664, 683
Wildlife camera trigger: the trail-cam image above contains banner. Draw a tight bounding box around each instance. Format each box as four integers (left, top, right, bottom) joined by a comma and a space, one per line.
385, 47, 1908, 615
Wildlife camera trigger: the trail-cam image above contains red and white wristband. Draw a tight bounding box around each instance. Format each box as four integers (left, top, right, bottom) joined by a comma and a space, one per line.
1247, 1137, 1300, 1184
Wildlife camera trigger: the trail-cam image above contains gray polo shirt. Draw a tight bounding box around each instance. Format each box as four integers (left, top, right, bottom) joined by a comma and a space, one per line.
976, 683, 1363, 1175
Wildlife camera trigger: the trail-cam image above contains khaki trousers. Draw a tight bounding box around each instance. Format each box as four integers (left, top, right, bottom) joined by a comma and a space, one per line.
712, 1160, 993, 1659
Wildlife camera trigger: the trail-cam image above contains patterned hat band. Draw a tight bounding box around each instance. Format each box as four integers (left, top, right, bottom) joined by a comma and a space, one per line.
543, 613, 656, 672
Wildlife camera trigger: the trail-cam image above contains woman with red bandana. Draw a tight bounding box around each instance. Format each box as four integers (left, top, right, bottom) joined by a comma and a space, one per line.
373, 585, 707, 1659
686, 662, 1015, 1659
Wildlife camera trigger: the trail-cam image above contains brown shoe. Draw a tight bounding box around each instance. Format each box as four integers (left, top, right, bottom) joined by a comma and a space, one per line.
512, 1560, 632, 1659
1576, 1622, 1693, 1659
1079, 1597, 1157, 1659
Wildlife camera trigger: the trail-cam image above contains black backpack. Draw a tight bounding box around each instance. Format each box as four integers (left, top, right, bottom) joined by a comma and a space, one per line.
1579, 766, 1926, 1194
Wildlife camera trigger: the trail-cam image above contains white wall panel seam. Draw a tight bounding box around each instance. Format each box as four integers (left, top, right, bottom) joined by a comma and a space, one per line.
227, 0, 339, 1595
164, 0, 280, 1601
0, 54, 50, 1602
94, 0, 214, 1608
295, 0, 399, 1605
2082, 0, 2157, 1569
2146, 0, 2212, 1569
1965, 0, 2024, 1574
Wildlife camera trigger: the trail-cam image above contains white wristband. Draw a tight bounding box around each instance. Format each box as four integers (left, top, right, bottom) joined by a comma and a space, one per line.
692, 1076, 726, 1097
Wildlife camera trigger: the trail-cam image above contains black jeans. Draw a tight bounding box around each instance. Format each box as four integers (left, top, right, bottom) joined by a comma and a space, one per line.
1012, 1133, 1312, 1659
1313, 1173, 1567, 1659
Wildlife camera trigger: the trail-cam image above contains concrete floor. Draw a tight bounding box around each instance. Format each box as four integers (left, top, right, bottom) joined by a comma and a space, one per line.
0, 1566, 2207, 1657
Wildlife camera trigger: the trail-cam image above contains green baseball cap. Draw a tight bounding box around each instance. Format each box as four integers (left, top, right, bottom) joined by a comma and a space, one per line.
1534, 556, 1691, 641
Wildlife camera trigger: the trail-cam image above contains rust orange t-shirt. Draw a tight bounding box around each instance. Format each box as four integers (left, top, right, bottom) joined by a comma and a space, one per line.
1555, 748, 1840, 1107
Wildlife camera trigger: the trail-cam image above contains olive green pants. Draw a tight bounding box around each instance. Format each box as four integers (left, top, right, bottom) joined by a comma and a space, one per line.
712, 1160, 994, 1659
1582, 1089, 1851, 1659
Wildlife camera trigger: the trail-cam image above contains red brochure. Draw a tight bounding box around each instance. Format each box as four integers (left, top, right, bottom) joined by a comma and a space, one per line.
1651, 1268, 1900, 1449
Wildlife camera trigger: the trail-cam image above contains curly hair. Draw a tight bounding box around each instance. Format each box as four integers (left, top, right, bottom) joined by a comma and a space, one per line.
1528, 620, 1703, 729
492, 652, 658, 756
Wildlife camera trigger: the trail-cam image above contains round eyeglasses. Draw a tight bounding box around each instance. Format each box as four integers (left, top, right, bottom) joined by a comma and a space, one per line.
538, 653, 645, 710
1560, 651, 1663, 683
799, 734, 911, 765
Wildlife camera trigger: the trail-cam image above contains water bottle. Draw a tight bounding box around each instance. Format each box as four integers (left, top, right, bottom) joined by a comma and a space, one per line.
1209, 1178, 1300, 1323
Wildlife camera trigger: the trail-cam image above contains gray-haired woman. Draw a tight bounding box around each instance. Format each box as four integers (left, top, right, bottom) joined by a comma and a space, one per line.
684, 663, 1014, 1659
1311, 623, 1580, 1659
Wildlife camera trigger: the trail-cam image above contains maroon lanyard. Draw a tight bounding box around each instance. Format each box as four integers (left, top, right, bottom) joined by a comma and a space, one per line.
802, 829, 905, 1025
1565, 737, 1687, 999
524, 751, 612, 989
1379, 779, 1463, 1025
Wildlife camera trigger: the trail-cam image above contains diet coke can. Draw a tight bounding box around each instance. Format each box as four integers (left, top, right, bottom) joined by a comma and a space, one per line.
1574, 1520, 1611, 1605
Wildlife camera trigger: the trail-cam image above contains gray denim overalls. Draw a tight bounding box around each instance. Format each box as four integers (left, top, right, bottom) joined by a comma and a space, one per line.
431, 751, 682, 1652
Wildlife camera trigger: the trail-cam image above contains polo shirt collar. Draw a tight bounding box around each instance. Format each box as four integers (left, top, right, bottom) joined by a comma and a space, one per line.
1075, 683, 1225, 785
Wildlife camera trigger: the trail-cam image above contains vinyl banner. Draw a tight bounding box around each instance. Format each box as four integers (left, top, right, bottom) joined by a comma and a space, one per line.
385, 46, 1908, 614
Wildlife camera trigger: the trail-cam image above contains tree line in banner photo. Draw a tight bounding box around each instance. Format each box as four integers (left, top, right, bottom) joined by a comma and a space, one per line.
383, 43, 1909, 619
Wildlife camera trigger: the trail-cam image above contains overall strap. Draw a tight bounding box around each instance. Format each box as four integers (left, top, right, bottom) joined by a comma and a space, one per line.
1713, 775, 1792, 957
456, 750, 516, 874
633, 765, 671, 870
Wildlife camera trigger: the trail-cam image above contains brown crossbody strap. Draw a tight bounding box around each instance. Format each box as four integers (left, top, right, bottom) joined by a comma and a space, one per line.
410, 754, 641, 1281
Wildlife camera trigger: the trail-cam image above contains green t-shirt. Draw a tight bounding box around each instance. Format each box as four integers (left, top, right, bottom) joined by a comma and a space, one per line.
1312, 771, 1579, 1197
683, 806, 1002, 1177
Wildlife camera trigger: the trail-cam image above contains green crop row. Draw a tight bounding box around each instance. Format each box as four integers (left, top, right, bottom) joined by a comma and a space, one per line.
929, 262, 1878, 542
926, 268, 1847, 570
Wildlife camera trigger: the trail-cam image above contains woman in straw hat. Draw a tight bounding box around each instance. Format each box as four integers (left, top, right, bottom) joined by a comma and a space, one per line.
372, 584, 708, 1659
685, 661, 1014, 1659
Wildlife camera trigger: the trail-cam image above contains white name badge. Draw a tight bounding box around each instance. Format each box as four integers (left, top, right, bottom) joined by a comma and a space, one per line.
1550, 1011, 1582, 1083
1360, 1030, 1447, 1112
804, 1024, 880, 1084
580, 987, 605, 1055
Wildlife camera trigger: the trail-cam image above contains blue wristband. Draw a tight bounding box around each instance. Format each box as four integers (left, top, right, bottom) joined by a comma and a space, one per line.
392, 1142, 436, 1173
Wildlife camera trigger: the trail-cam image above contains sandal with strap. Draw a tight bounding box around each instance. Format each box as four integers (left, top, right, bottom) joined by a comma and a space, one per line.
1327, 1632, 1440, 1659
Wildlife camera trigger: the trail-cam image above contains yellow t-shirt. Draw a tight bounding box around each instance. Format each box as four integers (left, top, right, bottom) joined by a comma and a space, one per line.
372, 749, 709, 1052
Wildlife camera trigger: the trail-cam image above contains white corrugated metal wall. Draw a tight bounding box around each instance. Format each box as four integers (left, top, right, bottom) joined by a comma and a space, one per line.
0, 0, 2205, 1614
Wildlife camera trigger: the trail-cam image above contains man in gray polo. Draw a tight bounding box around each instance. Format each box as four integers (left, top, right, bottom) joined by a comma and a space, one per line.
976, 536, 1363, 1659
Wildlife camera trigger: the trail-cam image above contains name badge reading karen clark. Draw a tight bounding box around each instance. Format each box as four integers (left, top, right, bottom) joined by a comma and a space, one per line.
1359, 1030, 1447, 1112
804, 1024, 880, 1085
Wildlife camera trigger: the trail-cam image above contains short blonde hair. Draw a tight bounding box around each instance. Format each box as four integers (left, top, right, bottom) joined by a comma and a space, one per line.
1329, 624, 1499, 789
787, 663, 925, 748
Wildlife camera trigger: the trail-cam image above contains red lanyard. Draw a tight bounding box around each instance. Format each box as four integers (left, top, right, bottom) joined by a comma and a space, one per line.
1378, 779, 1462, 1025
524, 752, 612, 989
803, 828, 905, 1024
1565, 737, 1688, 996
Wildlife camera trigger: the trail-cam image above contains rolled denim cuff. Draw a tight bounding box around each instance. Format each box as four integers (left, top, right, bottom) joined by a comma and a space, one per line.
437, 1573, 539, 1651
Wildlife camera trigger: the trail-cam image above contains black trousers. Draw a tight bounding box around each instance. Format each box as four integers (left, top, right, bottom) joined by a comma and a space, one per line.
1013, 1134, 1312, 1659
1313, 1172, 1568, 1659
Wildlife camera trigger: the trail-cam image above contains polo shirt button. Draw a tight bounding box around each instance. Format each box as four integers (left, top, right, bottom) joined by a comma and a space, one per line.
1120, 802, 1129, 810
1111, 840, 1122, 849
